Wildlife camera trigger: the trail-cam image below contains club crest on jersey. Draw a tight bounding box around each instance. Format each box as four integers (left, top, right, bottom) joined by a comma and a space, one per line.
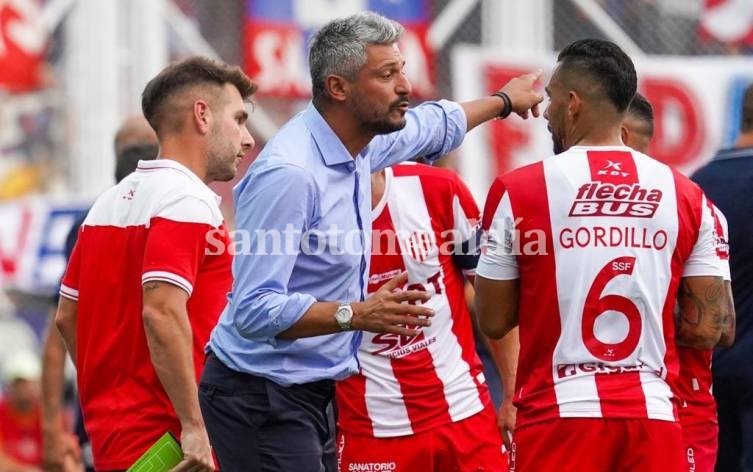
401, 230, 437, 262
569, 182, 663, 218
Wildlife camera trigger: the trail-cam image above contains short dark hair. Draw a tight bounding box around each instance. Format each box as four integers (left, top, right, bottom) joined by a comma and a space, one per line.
627, 92, 654, 137
115, 143, 159, 183
742, 83, 753, 133
141, 56, 256, 135
557, 39, 637, 113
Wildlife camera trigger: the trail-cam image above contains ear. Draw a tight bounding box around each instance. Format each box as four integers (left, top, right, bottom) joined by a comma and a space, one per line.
567, 91, 582, 119
620, 125, 629, 145
325, 75, 349, 103
192, 100, 212, 135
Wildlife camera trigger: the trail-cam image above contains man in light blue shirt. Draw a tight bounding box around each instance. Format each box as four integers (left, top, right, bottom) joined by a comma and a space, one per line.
199, 11, 543, 472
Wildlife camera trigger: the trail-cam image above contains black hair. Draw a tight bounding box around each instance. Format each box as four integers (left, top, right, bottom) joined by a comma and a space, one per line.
627, 92, 654, 137
141, 56, 256, 136
115, 143, 159, 183
557, 39, 637, 113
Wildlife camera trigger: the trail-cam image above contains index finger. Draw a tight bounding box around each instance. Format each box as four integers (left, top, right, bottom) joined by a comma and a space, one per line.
527, 68, 543, 83
382, 271, 409, 290
531, 101, 541, 118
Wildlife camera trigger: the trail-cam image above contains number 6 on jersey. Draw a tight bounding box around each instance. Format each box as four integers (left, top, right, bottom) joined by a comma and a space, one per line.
582, 256, 641, 362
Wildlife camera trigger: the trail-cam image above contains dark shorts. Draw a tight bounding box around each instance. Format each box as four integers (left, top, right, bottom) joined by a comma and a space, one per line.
199, 352, 336, 472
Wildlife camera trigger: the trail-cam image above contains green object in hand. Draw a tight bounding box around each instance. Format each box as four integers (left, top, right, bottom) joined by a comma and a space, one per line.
127, 432, 183, 472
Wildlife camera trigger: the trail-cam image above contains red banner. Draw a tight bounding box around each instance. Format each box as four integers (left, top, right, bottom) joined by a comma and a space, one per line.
0, 0, 46, 93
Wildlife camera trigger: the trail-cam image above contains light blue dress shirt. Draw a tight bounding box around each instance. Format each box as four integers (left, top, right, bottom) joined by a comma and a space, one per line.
208, 100, 467, 386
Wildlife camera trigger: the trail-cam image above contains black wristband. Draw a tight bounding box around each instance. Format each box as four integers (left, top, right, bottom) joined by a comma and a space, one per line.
491, 91, 512, 119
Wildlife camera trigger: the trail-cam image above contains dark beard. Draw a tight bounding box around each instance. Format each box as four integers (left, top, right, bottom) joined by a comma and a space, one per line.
363, 116, 407, 135
552, 133, 565, 155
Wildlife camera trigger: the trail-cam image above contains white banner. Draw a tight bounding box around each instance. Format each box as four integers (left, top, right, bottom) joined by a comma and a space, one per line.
0, 197, 89, 295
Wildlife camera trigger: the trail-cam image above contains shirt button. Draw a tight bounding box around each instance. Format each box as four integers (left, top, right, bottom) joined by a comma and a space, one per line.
346, 162, 355, 172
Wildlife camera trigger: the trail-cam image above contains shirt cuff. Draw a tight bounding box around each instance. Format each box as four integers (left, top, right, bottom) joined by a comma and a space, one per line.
235, 292, 318, 348
59, 284, 79, 301
475, 257, 520, 280
142, 271, 193, 296
681, 261, 724, 278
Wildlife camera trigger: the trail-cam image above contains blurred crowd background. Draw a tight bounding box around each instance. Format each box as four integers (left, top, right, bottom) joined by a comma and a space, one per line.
0, 0, 751, 468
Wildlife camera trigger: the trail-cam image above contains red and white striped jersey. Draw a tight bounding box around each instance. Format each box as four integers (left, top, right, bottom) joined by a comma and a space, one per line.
59, 159, 232, 470
336, 163, 489, 438
476, 146, 725, 428
677, 205, 730, 427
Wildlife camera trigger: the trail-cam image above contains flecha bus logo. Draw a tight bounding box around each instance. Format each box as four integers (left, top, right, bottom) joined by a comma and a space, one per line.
568, 182, 663, 218
570, 150, 663, 217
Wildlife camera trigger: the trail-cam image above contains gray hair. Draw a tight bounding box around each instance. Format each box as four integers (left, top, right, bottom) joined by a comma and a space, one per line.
309, 11, 404, 103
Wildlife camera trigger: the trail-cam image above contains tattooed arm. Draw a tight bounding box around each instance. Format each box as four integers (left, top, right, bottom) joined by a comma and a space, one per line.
675, 276, 725, 349
717, 281, 736, 347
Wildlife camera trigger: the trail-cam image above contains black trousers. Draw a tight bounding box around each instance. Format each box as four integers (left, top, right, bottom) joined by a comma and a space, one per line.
713, 368, 753, 472
199, 352, 337, 472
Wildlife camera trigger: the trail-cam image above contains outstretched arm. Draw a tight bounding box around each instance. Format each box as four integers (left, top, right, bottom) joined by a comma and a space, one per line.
461, 70, 544, 131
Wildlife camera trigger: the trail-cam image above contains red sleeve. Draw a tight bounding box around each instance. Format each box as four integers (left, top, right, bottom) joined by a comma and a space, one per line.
481, 177, 507, 232
142, 196, 220, 295
142, 217, 215, 295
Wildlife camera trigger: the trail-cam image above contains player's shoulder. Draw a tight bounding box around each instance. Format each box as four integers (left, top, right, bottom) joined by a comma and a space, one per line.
392, 162, 466, 196
134, 160, 215, 200
494, 156, 551, 191
392, 161, 459, 182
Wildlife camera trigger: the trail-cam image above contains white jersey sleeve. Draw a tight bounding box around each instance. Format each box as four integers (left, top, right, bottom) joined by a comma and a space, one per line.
476, 181, 519, 281
682, 195, 726, 278
712, 204, 731, 281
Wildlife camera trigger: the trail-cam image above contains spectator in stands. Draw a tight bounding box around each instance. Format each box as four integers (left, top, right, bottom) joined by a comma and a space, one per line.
691, 82, 753, 472
0, 351, 43, 472
41, 116, 158, 472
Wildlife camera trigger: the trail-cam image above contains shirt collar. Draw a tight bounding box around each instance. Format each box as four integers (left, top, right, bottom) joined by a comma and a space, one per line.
136, 158, 222, 205
371, 166, 392, 219
302, 102, 359, 170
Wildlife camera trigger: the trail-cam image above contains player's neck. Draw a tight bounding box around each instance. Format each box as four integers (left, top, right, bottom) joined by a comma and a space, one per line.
158, 135, 208, 182
570, 124, 624, 149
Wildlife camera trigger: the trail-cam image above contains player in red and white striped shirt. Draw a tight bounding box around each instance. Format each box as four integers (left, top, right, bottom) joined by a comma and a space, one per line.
336, 163, 507, 471
55, 57, 255, 471
475, 39, 727, 472
621, 93, 736, 472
